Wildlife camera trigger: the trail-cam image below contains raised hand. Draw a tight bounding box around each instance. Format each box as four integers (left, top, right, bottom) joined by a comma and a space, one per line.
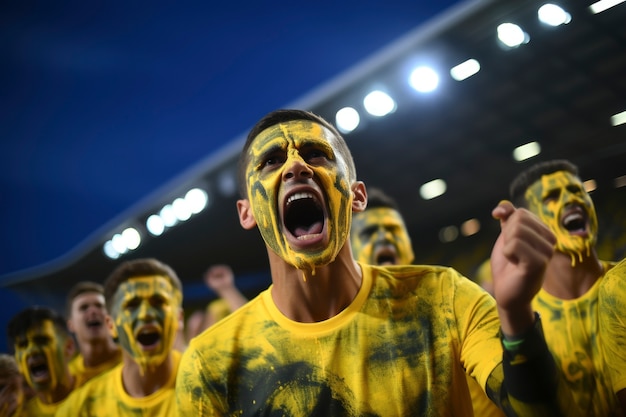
204, 264, 236, 294
490, 200, 556, 336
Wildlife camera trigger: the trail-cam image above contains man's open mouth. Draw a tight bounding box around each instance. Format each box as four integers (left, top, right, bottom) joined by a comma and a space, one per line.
561, 206, 588, 233
27, 355, 49, 381
284, 192, 324, 240
135, 326, 162, 350
374, 246, 398, 265
86, 318, 103, 329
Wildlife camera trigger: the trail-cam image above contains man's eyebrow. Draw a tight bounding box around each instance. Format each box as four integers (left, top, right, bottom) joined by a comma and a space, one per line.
255, 144, 285, 166
259, 143, 283, 155
299, 138, 334, 154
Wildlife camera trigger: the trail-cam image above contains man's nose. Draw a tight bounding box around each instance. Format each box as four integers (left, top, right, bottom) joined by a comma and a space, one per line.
375, 228, 393, 243
282, 157, 313, 181
137, 300, 156, 320
86, 304, 100, 314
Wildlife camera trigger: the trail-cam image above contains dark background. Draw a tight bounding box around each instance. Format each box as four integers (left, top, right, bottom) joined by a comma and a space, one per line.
0, 0, 459, 277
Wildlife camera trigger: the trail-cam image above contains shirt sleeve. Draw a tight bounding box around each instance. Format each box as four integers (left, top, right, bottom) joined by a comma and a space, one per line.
486, 314, 583, 417
450, 267, 581, 417
598, 260, 626, 393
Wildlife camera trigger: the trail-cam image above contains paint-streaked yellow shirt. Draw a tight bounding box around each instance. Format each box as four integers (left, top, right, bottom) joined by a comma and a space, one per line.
468, 373, 506, 417
599, 258, 626, 396
68, 350, 122, 388
177, 263, 507, 416
532, 260, 621, 417
23, 396, 64, 417
55, 350, 180, 417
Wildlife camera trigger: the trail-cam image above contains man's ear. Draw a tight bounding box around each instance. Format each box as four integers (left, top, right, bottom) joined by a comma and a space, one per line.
177, 307, 184, 331
64, 336, 75, 360
351, 181, 367, 213
237, 199, 257, 230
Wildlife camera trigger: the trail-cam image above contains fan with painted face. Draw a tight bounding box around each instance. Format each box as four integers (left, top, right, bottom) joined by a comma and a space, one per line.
239, 119, 355, 274
523, 169, 598, 266
108, 275, 181, 375
7, 307, 75, 416
350, 189, 414, 267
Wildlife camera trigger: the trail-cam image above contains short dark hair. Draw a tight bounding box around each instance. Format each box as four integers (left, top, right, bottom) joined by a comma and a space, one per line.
509, 159, 579, 208
7, 306, 69, 348
237, 109, 357, 198
365, 187, 399, 211
65, 281, 105, 318
103, 258, 183, 312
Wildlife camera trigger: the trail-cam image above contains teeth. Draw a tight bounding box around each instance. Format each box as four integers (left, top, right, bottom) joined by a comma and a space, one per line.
563, 212, 583, 225
136, 326, 159, 337
287, 192, 314, 205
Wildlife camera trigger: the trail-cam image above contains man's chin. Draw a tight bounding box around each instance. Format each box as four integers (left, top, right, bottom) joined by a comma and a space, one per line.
290, 253, 335, 272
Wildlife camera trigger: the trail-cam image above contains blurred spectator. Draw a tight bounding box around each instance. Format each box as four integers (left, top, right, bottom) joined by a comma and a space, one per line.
7, 306, 75, 416
65, 281, 121, 387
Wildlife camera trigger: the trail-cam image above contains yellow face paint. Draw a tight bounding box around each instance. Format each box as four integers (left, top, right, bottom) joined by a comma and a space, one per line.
110, 276, 181, 374
351, 207, 414, 265
524, 171, 598, 266
244, 120, 353, 271
13, 319, 69, 395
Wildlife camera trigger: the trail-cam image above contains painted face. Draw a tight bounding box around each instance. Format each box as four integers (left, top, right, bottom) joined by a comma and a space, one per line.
244, 120, 353, 271
13, 319, 70, 394
524, 170, 598, 266
109, 276, 180, 374
69, 292, 110, 343
351, 207, 414, 266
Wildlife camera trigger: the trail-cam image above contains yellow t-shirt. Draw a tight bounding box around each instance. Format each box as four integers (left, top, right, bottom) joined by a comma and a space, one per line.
56, 350, 180, 417
532, 260, 620, 416
206, 298, 231, 320
598, 258, 626, 395
68, 350, 122, 388
177, 263, 505, 416
467, 373, 506, 417
23, 396, 63, 417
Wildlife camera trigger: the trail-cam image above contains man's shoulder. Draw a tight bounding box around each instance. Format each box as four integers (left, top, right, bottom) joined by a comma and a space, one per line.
364, 263, 471, 302
369, 263, 462, 281
68, 352, 83, 372
600, 257, 626, 292
604, 257, 626, 275
69, 361, 121, 399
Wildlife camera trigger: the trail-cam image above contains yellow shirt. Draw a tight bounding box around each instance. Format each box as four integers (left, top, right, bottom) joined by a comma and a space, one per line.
23, 396, 63, 417
56, 350, 180, 416
467, 373, 506, 417
598, 258, 626, 395
177, 263, 506, 416
532, 260, 620, 416
68, 350, 122, 388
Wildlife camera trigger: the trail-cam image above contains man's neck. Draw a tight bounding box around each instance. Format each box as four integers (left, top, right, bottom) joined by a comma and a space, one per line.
121, 354, 174, 398
268, 245, 363, 322
542, 250, 603, 299
38, 373, 75, 404
78, 338, 120, 368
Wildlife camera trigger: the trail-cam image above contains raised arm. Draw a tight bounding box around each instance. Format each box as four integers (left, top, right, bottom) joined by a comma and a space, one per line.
204, 264, 248, 315
488, 200, 580, 417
